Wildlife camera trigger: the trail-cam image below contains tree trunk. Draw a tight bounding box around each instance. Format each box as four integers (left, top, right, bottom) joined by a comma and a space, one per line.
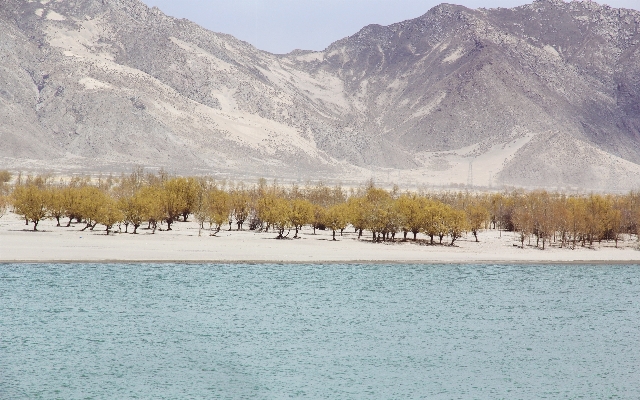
55, 216, 60, 227
413, 231, 418, 241
332, 230, 336, 241
473, 230, 478, 242
294, 227, 299, 239
403, 231, 408, 240
33, 220, 38, 231
133, 224, 139, 234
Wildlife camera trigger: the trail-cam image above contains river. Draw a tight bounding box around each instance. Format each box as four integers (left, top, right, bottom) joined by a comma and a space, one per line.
1, 263, 638, 398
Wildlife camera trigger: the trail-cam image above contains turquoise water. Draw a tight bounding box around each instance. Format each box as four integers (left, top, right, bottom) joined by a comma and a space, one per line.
1, 263, 639, 399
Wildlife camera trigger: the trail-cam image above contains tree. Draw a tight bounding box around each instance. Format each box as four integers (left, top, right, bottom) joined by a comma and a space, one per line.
346, 196, 367, 238
567, 197, 587, 249
45, 187, 66, 227
466, 203, 489, 242
604, 196, 623, 247
231, 190, 251, 230
137, 186, 165, 233
77, 186, 109, 231
258, 194, 291, 239
161, 180, 187, 230
118, 191, 148, 234
512, 201, 533, 248
324, 204, 350, 241
206, 189, 231, 235
61, 186, 84, 226
256, 193, 278, 232
362, 187, 393, 242
553, 195, 570, 248
96, 198, 123, 235
423, 201, 446, 244
289, 199, 314, 238
192, 188, 209, 237
12, 185, 48, 231
396, 194, 426, 241
0, 194, 7, 219
311, 204, 327, 234
163, 177, 199, 222
446, 208, 468, 245
0, 170, 12, 185
529, 191, 553, 249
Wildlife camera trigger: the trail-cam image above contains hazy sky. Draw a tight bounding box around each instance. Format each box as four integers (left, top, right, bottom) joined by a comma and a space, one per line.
142, 0, 640, 54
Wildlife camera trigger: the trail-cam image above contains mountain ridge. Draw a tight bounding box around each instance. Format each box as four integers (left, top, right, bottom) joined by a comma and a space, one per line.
1, 0, 640, 190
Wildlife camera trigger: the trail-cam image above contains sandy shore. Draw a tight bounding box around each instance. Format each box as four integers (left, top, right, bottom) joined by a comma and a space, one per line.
1, 212, 639, 264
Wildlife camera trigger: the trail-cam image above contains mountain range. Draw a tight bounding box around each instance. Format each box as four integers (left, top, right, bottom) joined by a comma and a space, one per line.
1, 0, 640, 190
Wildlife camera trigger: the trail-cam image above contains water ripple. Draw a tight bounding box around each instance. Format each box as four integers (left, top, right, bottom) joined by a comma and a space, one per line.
0, 263, 639, 399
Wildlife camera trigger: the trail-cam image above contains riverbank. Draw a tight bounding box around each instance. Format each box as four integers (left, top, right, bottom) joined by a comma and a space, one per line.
1, 212, 639, 264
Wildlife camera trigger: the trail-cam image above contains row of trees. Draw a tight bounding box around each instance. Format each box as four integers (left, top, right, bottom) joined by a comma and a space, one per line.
2, 169, 640, 248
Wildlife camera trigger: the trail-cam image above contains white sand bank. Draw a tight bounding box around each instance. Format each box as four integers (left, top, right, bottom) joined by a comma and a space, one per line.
1, 213, 639, 264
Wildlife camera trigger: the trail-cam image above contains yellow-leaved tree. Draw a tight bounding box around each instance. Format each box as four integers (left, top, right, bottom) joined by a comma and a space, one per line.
161, 179, 188, 231
45, 186, 66, 227
137, 185, 165, 233
324, 203, 350, 241
422, 200, 444, 244
258, 195, 291, 239
0, 194, 8, 220
446, 208, 469, 245
77, 186, 109, 231
466, 203, 489, 242
289, 199, 314, 238
12, 185, 48, 231
207, 188, 231, 235
396, 193, 426, 241
118, 190, 148, 234
96, 197, 124, 235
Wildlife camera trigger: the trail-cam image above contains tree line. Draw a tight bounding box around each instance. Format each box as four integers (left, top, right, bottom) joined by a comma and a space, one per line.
1, 169, 639, 249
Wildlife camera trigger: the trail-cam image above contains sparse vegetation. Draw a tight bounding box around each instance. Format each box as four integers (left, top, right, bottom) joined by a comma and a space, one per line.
3, 169, 640, 250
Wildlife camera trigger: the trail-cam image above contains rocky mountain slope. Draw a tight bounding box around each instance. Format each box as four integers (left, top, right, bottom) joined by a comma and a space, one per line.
1, 0, 640, 190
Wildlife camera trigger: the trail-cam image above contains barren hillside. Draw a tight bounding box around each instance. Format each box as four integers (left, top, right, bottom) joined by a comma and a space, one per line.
1, 0, 640, 190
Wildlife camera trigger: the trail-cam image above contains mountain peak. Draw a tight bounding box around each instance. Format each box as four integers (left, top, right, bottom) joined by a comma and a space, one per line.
1, 1, 640, 190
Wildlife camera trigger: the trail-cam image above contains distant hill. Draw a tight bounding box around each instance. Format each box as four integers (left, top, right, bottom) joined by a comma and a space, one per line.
1, 0, 640, 190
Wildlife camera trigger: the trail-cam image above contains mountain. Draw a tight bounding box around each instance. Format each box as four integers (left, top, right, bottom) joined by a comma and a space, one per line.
1, 0, 640, 190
